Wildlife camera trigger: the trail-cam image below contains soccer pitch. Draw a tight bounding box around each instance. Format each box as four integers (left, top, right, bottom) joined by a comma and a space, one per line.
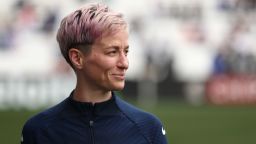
0, 101, 256, 144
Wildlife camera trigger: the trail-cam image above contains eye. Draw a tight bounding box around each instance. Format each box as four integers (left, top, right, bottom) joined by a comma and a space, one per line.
107, 50, 117, 56
124, 49, 129, 56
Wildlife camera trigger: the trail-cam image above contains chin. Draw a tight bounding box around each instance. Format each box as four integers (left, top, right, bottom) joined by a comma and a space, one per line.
111, 82, 125, 91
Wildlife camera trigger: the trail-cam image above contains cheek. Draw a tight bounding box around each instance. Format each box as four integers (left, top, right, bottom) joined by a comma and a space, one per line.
89, 58, 116, 73
102, 59, 117, 73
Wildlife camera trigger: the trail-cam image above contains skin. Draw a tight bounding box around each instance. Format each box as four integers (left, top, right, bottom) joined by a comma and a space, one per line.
69, 29, 129, 103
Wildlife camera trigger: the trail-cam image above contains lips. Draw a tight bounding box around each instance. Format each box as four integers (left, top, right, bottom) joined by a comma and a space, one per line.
112, 74, 125, 80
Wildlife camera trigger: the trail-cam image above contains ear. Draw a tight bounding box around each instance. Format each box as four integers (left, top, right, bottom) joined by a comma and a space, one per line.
68, 48, 84, 69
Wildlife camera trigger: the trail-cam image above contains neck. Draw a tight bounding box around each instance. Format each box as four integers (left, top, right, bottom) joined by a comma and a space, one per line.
73, 77, 112, 104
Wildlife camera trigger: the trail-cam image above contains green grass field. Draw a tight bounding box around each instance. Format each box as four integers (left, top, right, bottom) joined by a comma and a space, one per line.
1, 101, 256, 144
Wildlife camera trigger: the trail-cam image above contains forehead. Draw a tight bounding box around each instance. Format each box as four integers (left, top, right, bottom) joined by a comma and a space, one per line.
93, 29, 129, 48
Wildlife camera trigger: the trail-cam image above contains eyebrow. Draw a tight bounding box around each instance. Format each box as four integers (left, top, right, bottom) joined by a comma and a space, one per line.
104, 45, 129, 50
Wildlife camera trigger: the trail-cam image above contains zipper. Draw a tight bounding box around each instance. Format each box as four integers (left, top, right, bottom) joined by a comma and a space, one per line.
89, 120, 95, 144
89, 103, 95, 144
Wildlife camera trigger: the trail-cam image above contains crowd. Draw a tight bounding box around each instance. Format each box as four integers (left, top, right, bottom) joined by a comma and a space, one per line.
0, 0, 255, 107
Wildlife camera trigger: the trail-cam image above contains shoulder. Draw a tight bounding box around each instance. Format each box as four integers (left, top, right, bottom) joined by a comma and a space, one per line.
26, 98, 68, 127
21, 98, 68, 140
115, 95, 161, 125
115, 95, 167, 143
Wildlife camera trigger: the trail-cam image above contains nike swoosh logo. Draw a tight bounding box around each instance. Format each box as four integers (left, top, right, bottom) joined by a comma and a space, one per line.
162, 127, 166, 135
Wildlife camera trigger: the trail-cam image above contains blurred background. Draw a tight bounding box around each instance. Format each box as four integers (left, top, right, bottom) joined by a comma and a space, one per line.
1, 0, 256, 143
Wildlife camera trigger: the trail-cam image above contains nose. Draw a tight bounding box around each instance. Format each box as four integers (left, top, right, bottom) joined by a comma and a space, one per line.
117, 53, 129, 70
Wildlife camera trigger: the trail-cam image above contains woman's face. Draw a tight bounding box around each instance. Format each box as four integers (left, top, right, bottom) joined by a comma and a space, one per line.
80, 29, 129, 91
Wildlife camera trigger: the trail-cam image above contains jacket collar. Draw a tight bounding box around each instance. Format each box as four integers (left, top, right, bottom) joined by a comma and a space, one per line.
68, 91, 121, 116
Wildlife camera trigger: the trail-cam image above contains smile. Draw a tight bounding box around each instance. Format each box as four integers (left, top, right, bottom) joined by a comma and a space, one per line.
112, 74, 125, 80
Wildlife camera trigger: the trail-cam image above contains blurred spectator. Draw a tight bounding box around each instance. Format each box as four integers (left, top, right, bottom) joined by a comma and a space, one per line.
144, 38, 171, 82
217, 0, 237, 11
13, 0, 38, 32
236, 0, 256, 11
218, 0, 256, 12
0, 20, 14, 50
41, 9, 58, 34
216, 18, 256, 75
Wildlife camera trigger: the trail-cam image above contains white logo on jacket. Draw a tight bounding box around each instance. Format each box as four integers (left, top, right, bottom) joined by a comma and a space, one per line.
162, 127, 166, 135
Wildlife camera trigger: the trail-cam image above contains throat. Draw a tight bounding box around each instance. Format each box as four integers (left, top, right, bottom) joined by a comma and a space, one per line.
73, 89, 112, 104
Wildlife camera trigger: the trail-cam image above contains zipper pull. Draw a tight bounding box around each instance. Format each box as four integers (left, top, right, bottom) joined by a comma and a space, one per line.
89, 120, 94, 127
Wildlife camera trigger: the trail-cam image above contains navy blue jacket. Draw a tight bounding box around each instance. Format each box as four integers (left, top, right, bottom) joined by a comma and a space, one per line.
21, 92, 168, 144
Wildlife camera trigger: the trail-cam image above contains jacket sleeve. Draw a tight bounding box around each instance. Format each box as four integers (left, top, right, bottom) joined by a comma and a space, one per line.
21, 122, 36, 144
152, 120, 168, 144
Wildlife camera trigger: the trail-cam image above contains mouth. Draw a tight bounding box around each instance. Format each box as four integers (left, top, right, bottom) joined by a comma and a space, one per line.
111, 74, 125, 80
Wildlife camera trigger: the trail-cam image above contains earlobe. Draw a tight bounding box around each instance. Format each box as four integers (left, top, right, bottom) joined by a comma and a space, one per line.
69, 48, 84, 69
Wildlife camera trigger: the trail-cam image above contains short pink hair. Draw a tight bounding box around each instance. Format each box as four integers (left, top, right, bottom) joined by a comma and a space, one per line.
56, 3, 127, 66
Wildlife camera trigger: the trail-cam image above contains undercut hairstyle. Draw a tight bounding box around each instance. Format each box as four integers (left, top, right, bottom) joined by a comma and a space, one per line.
56, 3, 127, 67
